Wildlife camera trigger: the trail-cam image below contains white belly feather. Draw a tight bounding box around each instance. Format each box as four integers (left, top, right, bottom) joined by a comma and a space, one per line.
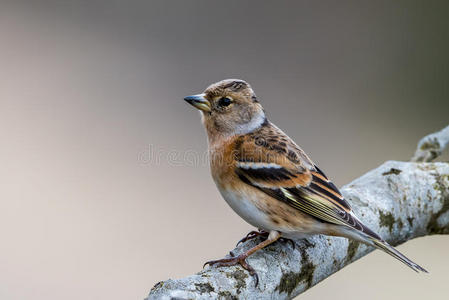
216, 184, 327, 239
217, 186, 275, 231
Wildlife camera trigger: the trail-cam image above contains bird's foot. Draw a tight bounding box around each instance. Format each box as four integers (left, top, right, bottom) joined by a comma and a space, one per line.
236, 229, 269, 246
279, 237, 296, 249
236, 229, 295, 249
203, 254, 259, 286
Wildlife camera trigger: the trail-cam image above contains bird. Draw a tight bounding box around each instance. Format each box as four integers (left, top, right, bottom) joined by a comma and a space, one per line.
183, 79, 427, 283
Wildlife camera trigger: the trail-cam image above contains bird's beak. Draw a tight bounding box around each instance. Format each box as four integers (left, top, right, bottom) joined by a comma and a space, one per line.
184, 93, 211, 112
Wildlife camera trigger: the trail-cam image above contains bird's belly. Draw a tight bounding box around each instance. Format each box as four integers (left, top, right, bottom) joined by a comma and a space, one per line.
216, 183, 329, 236
217, 186, 275, 231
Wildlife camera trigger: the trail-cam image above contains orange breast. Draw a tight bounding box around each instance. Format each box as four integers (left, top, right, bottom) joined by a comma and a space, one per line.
209, 136, 239, 189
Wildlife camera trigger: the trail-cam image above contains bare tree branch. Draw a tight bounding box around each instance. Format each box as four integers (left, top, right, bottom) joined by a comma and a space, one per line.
412, 125, 449, 162
148, 127, 449, 300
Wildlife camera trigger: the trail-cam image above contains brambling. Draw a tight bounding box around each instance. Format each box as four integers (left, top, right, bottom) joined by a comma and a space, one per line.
184, 79, 427, 283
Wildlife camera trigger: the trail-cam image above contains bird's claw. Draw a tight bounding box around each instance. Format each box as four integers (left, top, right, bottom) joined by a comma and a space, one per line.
203, 254, 259, 286
236, 229, 269, 246
236, 229, 295, 250
279, 237, 296, 250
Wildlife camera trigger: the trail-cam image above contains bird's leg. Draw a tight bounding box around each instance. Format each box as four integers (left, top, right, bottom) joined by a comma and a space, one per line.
279, 236, 296, 249
236, 229, 269, 246
204, 231, 281, 286
236, 229, 295, 250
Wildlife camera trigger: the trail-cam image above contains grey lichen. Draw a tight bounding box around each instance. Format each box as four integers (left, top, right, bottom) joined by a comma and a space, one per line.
195, 282, 215, 294
276, 265, 315, 296
276, 271, 305, 296
418, 140, 441, 162
226, 269, 247, 294
297, 253, 316, 290
276, 247, 316, 296
397, 218, 404, 230
382, 168, 402, 176
218, 291, 238, 300
427, 174, 449, 234
379, 210, 395, 232
420, 139, 440, 151
412, 125, 449, 162
346, 240, 360, 263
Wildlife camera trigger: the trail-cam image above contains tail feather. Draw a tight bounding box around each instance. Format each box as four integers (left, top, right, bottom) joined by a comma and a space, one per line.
343, 214, 428, 273
369, 237, 428, 273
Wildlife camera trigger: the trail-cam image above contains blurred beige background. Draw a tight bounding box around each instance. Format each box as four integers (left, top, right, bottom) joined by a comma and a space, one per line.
0, 1, 448, 299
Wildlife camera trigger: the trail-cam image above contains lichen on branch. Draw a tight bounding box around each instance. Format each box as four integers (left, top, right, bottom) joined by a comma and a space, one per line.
412, 125, 449, 162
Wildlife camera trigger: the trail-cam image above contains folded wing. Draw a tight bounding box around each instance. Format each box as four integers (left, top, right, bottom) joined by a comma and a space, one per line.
234, 134, 380, 238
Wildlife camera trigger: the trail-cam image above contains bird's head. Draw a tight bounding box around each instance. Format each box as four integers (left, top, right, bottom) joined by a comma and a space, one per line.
184, 79, 266, 140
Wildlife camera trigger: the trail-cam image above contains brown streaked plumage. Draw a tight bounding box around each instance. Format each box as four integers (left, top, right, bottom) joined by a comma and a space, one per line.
184, 79, 427, 284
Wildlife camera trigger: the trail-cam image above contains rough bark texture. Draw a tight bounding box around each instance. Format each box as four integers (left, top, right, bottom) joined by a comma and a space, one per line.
412, 125, 449, 162
148, 128, 449, 300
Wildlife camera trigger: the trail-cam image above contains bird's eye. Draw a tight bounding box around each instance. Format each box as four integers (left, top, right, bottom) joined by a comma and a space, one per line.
218, 97, 232, 107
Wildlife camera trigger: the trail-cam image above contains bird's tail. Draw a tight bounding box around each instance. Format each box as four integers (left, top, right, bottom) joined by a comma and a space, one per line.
341, 216, 428, 273
369, 237, 428, 273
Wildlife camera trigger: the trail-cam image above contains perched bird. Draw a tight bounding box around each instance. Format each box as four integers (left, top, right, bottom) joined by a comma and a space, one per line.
184, 79, 427, 283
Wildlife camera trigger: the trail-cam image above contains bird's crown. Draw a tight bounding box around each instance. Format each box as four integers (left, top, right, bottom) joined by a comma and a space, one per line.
184, 79, 265, 141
